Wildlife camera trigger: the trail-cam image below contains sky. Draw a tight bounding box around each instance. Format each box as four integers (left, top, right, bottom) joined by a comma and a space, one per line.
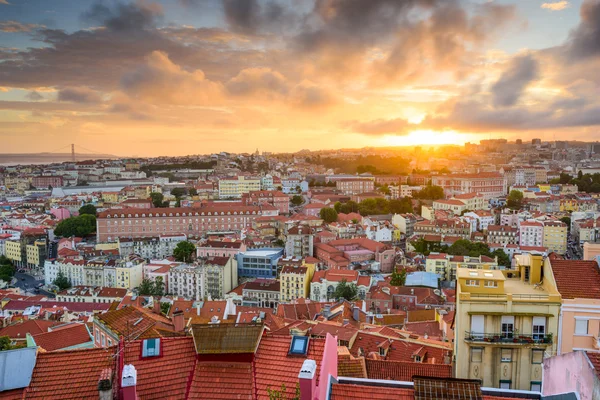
0, 0, 599, 156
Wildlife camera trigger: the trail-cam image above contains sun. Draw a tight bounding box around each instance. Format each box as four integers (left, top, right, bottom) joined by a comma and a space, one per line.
381, 130, 469, 146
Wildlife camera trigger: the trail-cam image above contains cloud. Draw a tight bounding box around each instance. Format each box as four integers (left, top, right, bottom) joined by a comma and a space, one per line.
0, 20, 44, 32
491, 53, 539, 107
81, 1, 163, 31
0, 0, 9, 4
346, 118, 413, 135
226, 67, 288, 97
541, 1, 570, 11
567, 0, 600, 60
120, 51, 224, 105
289, 81, 336, 108
58, 87, 103, 103
25, 91, 44, 101
222, 0, 294, 34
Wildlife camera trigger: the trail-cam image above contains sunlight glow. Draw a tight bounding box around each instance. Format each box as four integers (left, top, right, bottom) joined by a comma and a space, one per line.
381, 130, 470, 146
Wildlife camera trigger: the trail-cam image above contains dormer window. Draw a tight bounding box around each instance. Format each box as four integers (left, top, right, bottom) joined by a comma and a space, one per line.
142, 338, 161, 357
414, 355, 422, 363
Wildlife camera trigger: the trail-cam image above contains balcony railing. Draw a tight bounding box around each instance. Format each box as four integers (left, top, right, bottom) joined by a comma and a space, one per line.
464, 332, 552, 345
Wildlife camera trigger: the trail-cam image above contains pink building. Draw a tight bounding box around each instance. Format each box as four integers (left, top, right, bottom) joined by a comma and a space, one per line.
50, 207, 71, 221
242, 190, 289, 214
432, 172, 506, 199
335, 179, 375, 195
196, 239, 247, 258
543, 351, 600, 399
519, 220, 544, 247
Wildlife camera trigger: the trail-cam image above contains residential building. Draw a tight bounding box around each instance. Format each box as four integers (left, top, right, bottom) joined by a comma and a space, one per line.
432, 173, 506, 199
519, 221, 544, 248
117, 234, 187, 259
241, 279, 280, 308
433, 199, 468, 215
31, 175, 63, 189
310, 269, 371, 301
392, 213, 421, 238
236, 248, 284, 279
542, 221, 568, 254
425, 253, 498, 281
463, 210, 495, 231
218, 176, 261, 198
55, 286, 127, 304
455, 263, 561, 391
313, 238, 395, 272
487, 225, 519, 245
196, 239, 246, 258
413, 219, 471, 239
285, 224, 314, 258
25, 240, 46, 271
169, 263, 205, 300
280, 262, 316, 303
115, 257, 145, 289
242, 190, 289, 214
452, 192, 489, 210
200, 256, 238, 299
335, 179, 375, 196
399, 185, 423, 198
543, 350, 600, 400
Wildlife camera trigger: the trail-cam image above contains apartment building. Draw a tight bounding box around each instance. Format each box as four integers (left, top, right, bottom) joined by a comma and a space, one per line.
242, 190, 290, 214
279, 262, 316, 303
285, 224, 314, 258
200, 256, 238, 300
313, 238, 395, 272
96, 205, 265, 241
31, 175, 63, 189
310, 269, 371, 301
196, 239, 246, 258
432, 199, 468, 215
241, 279, 280, 308
519, 221, 544, 248
573, 217, 600, 246
487, 225, 519, 245
455, 262, 561, 391
56, 286, 127, 303
117, 234, 187, 259
542, 221, 568, 254
425, 253, 498, 281
432, 173, 506, 199
463, 210, 495, 231
413, 219, 471, 239
391, 213, 421, 238
453, 192, 489, 210
335, 178, 374, 195
168, 264, 204, 300
218, 176, 261, 198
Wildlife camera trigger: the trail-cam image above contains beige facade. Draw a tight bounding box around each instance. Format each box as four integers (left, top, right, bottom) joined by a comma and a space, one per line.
455, 259, 561, 391
218, 176, 261, 199
542, 221, 568, 254
280, 261, 316, 302
425, 254, 498, 281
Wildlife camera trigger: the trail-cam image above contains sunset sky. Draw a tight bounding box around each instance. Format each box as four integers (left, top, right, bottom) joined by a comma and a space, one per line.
1, 0, 599, 156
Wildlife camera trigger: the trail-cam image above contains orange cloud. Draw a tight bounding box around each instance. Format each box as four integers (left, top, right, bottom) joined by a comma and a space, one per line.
541, 1, 570, 11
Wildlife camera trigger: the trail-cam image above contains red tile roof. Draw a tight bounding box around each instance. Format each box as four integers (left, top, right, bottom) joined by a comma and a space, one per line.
23, 346, 117, 399
0, 320, 58, 339
0, 389, 24, 400
550, 259, 600, 299
254, 335, 325, 399
330, 383, 414, 400
123, 337, 197, 400
32, 323, 92, 352
188, 362, 253, 400
366, 359, 452, 381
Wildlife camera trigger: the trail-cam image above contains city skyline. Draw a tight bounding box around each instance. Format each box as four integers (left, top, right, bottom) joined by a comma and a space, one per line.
1, 0, 600, 156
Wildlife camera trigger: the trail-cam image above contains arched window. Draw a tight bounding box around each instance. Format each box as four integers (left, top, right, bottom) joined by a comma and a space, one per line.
327, 285, 335, 300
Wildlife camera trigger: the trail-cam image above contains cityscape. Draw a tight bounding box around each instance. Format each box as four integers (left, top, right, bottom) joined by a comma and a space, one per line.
2, 1, 600, 400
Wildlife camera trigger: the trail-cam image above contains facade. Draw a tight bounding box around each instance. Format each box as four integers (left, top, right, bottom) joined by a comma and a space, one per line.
335, 179, 375, 196
56, 286, 127, 303
425, 253, 498, 281
487, 225, 519, 245
432, 173, 506, 199
118, 234, 187, 259
279, 262, 316, 303
392, 213, 420, 238
310, 269, 371, 301
196, 239, 246, 258
31, 175, 63, 188
285, 225, 314, 258
455, 262, 561, 391
542, 221, 568, 254
97, 205, 265, 242
242, 190, 289, 214
168, 264, 205, 300
452, 193, 489, 210
236, 248, 284, 279
200, 256, 238, 299
313, 238, 395, 272
218, 176, 261, 198
241, 279, 280, 308
413, 219, 471, 239
432, 199, 468, 215
518, 221, 544, 248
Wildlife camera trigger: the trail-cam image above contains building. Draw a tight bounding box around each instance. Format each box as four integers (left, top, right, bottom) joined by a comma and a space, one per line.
168, 263, 205, 300
542, 221, 568, 254
392, 213, 421, 238
310, 269, 371, 301
313, 238, 395, 272
487, 225, 519, 245
236, 248, 284, 279
463, 210, 495, 232
335, 179, 375, 196
218, 176, 261, 198
432, 173, 506, 199
56, 286, 127, 303
285, 224, 314, 258
118, 234, 187, 259
279, 262, 316, 303
519, 221, 544, 248
31, 175, 63, 189
452, 192, 489, 210
96, 205, 266, 242
425, 253, 498, 281
200, 256, 238, 299
432, 199, 468, 215
241, 279, 280, 308
413, 219, 471, 239
455, 263, 561, 391
242, 190, 289, 214
196, 239, 246, 258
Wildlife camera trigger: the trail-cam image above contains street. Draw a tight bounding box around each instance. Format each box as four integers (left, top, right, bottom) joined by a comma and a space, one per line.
12, 272, 55, 298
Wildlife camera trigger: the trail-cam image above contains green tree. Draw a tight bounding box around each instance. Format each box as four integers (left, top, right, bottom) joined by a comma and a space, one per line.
53, 270, 71, 291
0, 336, 15, 351
78, 203, 97, 216
160, 302, 171, 315
491, 249, 510, 267
333, 279, 359, 301
154, 276, 165, 296
188, 187, 198, 196
319, 207, 338, 223
150, 192, 165, 208
273, 239, 285, 247
54, 214, 96, 237
333, 201, 342, 213
171, 187, 186, 198
414, 185, 444, 200
138, 279, 154, 296
291, 195, 303, 206
0, 256, 15, 282
389, 198, 413, 214
507, 190, 524, 209
560, 216, 571, 231
173, 241, 196, 262
389, 267, 407, 286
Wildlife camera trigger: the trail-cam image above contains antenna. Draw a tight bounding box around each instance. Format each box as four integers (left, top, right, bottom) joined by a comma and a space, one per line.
71, 144, 75, 163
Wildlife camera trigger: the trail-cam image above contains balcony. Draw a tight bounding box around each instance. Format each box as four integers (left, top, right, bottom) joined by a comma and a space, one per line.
464, 332, 552, 345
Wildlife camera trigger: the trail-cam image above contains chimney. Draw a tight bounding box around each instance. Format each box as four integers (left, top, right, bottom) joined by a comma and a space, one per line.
153, 298, 161, 315
172, 310, 185, 332
353, 306, 360, 322
298, 359, 317, 400
322, 304, 331, 318
121, 365, 138, 400
97, 368, 112, 400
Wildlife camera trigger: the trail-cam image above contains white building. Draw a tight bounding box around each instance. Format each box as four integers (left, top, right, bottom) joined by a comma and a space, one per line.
518, 221, 544, 247
463, 211, 495, 232
310, 269, 371, 301
118, 234, 187, 259
168, 264, 205, 300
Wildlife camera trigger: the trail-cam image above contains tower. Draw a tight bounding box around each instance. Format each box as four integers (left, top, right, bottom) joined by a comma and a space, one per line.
71, 144, 75, 162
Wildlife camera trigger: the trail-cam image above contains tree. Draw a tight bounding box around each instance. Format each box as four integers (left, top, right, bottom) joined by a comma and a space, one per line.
150, 192, 165, 208
78, 203, 97, 216
414, 185, 444, 200
138, 279, 154, 296
273, 239, 285, 247
319, 207, 338, 223
0, 256, 15, 283
291, 195, 303, 206
492, 249, 511, 267
389, 198, 413, 214
390, 267, 407, 286
560, 216, 571, 231
0, 336, 15, 351
173, 241, 196, 262
333, 201, 342, 213
154, 276, 165, 296
53, 270, 71, 291
160, 302, 171, 315
188, 187, 198, 196
170, 187, 186, 198
507, 190, 524, 209
333, 279, 359, 301
54, 214, 96, 237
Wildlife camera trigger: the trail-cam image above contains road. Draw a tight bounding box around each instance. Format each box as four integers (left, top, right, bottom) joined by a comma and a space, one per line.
12, 272, 55, 298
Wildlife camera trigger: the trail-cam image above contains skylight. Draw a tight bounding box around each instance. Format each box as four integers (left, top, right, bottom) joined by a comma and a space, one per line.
289, 335, 309, 356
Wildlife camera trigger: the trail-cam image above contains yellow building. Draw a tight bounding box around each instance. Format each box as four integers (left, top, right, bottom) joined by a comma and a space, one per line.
542, 221, 567, 254
425, 253, 498, 281
26, 240, 46, 271
455, 257, 561, 391
5, 240, 22, 266
218, 176, 261, 199
115, 260, 144, 289
279, 260, 316, 302
95, 242, 120, 251
101, 192, 120, 204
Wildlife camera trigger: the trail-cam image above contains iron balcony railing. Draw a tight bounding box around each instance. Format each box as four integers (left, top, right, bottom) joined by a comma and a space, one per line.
464, 332, 552, 344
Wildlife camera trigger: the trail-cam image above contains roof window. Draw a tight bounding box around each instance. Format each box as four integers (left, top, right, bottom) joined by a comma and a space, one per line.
289, 335, 309, 356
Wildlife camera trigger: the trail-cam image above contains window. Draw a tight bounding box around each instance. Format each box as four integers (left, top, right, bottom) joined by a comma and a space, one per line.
142, 338, 161, 357
101, 334, 105, 347
501, 316, 514, 338
575, 319, 589, 335
499, 380, 511, 390
501, 348, 512, 363
531, 349, 544, 364
471, 347, 483, 363
532, 316, 546, 340
484, 280, 498, 288
530, 382, 542, 392
289, 335, 309, 355
466, 280, 479, 287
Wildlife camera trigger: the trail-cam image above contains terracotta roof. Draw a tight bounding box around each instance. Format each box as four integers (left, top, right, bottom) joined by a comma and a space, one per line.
254, 335, 325, 399
96, 305, 177, 339
337, 347, 367, 378
550, 259, 600, 299
0, 388, 24, 400
32, 323, 92, 352
403, 321, 443, 340
123, 337, 197, 400
23, 347, 116, 399
366, 359, 452, 381
330, 383, 414, 400
188, 362, 253, 400
587, 352, 600, 380
0, 320, 58, 339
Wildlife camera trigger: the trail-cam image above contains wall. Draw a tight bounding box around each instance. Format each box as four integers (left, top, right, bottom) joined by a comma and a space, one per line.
543, 351, 600, 400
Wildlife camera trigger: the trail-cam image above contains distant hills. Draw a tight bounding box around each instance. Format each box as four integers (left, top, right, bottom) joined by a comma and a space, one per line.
0, 152, 119, 166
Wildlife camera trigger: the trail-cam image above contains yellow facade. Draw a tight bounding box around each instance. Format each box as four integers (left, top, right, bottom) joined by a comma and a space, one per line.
115, 262, 143, 289
425, 255, 499, 281
280, 261, 315, 302
455, 260, 561, 391
101, 192, 120, 203
542, 223, 567, 254
5, 240, 21, 264
218, 177, 261, 199
26, 240, 45, 269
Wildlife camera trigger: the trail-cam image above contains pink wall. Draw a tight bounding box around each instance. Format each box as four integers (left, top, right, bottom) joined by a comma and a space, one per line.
51, 208, 71, 221
543, 351, 600, 400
